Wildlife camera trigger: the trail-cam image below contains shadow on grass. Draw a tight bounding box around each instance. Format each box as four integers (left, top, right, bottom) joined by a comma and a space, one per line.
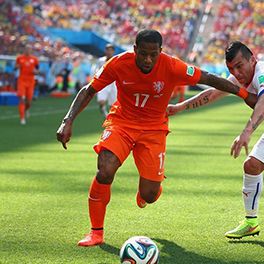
0, 93, 248, 155
154, 238, 263, 264
100, 243, 120, 257
0, 168, 242, 198
155, 238, 220, 264
0, 166, 243, 201
100, 238, 263, 264
228, 239, 264, 248
0, 97, 103, 154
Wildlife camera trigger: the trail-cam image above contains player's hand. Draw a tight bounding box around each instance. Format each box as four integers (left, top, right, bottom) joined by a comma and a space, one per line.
230, 132, 250, 158
166, 103, 185, 116
244, 93, 257, 109
56, 120, 72, 150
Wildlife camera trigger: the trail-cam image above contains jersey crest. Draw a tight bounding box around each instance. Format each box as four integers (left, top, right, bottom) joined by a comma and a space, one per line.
153, 81, 164, 93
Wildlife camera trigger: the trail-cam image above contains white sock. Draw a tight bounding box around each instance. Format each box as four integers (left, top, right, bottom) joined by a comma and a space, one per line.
242, 173, 263, 217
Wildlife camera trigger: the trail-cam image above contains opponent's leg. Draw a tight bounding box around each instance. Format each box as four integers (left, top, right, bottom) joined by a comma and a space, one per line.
225, 157, 263, 239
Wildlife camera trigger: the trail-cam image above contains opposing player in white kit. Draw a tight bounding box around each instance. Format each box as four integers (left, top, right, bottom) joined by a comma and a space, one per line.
167, 41, 264, 239
96, 44, 117, 117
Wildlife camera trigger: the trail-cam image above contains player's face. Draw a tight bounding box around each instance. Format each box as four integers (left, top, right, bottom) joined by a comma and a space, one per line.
24, 46, 32, 56
226, 51, 256, 86
105, 47, 115, 60
134, 42, 162, 74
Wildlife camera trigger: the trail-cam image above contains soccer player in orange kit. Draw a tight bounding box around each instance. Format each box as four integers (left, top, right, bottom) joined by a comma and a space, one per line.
56, 29, 256, 246
15, 44, 39, 125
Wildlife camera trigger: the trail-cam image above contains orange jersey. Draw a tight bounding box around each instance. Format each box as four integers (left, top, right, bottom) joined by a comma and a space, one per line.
91, 51, 201, 130
16, 55, 39, 78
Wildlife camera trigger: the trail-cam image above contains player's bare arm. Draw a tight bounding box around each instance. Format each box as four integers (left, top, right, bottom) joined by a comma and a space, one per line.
167, 88, 226, 116
56, 84, 97, 149
198, 70, 257, 109
231, 94, 264, 158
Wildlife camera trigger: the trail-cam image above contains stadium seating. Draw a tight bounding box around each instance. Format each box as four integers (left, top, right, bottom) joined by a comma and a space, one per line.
25, 0, 204, 57
203, 1, 264, 64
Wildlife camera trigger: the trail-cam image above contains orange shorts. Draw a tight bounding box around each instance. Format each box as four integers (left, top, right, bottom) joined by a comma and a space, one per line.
17, 77, 35, 100
94, 126, 168, 182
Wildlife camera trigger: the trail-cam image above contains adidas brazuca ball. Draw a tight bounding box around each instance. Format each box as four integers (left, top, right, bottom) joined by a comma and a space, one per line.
120, 236, 159, 264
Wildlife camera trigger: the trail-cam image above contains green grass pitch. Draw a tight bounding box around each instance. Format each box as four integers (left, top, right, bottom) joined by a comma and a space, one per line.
1, 92, 264, 264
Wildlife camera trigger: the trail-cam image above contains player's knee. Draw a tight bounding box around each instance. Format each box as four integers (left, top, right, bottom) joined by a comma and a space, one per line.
140, 189, 158, 204
96, 169, 114, 184
97, 150, 120, 184
244, 157, 264, 175
19, 96, 26, 103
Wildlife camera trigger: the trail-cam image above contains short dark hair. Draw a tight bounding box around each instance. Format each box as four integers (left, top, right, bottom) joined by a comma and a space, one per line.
135, 29, 162, 47
105, 43, 114, 49
225, 41, 253, 62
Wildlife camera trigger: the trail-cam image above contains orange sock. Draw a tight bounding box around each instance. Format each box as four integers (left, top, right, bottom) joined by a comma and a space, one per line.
18, 102, 25, 120
88, 177, 111, 229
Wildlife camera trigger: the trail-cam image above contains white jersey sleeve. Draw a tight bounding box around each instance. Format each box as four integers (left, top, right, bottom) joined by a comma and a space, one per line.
97, 56, 107, 70
251, 61, 264, 96
227, 74, 241, 86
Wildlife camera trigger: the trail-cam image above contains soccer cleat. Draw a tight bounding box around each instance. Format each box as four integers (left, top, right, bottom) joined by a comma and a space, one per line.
225, 218, 260, 239
78, 230, 104, 246
136, 191, 147, 208
20, 118, 26, 125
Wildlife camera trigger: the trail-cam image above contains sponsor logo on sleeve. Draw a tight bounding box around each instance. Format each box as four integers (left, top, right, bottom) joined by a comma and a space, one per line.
187, 65, 195, 76
258, 75, 264, 85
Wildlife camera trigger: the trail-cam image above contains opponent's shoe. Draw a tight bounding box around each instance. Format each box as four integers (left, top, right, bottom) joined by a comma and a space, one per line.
225, 218, 260, 239
78, 229, 104, 246
136, 191, 147, 208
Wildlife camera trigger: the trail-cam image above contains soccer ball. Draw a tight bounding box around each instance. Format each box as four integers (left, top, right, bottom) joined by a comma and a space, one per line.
119, 236, 159, 264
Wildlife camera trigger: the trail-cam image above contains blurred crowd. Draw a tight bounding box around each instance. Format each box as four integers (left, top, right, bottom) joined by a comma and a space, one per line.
37, 0, 204, 58
0, 0, 263, 94
0, 0, 95, 94
203, 0, 264, 63
0, 0, 91, 59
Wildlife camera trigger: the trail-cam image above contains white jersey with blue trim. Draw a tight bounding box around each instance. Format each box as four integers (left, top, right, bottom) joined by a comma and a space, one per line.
228, 61, 264, 96
97, 56, 108, 70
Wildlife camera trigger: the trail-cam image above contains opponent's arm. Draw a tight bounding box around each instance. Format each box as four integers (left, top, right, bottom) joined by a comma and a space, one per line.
56, 84, 97, 149
167, 88, 227, 116
198, 70, 257, 109
231, 94, 264, 158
